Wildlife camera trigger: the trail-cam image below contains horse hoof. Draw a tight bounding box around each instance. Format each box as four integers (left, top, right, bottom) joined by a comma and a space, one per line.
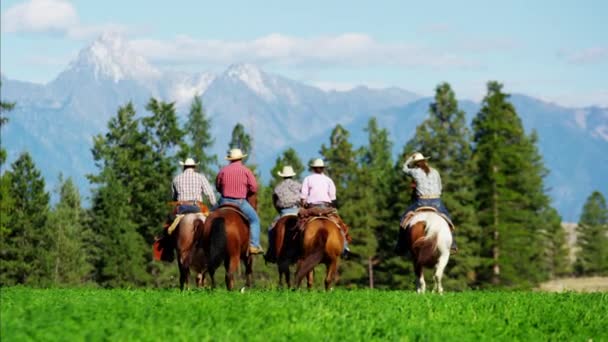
240, 287, 247, 293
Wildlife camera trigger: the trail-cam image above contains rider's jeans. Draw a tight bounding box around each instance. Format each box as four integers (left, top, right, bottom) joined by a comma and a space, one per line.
219, 197, 262, 248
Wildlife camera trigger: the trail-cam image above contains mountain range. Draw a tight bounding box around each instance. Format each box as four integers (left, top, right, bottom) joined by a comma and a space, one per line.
1, 33, 606, 222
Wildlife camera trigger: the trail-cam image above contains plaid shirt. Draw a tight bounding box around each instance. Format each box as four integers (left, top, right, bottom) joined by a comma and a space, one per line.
273, 179, 302, 209
172, 168, 217, 205
216, 161, 258, 199
402, 163, 442, 197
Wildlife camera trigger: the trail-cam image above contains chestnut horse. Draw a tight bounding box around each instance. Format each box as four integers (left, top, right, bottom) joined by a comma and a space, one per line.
399, 211, 452, 293
268, 214, 301, 288
295, 218, 344, 290
201, 194, 257, 290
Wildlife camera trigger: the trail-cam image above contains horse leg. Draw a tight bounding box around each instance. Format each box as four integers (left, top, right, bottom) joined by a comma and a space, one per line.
325, 259, 338, 291
307, 270, 314, 289
415, 263, 426, 293
278, 260, 289, 288
433, 252, 450, 294
179, 263, 189, 291
224, 254, 239, 291
244, 255, 253, 288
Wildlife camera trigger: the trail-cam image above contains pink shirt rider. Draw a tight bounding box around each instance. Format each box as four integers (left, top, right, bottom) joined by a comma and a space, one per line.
300, 173, 336, 204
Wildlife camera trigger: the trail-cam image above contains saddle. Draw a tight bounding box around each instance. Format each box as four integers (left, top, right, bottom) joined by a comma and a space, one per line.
297, 207, 352, 243
400, 206, 455, 230
217, 203, 250, 224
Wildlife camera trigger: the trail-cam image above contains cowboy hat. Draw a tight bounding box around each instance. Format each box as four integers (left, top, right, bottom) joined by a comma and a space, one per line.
410, 152, 430, 163
277, 165, 296, 178
179, 158, 199, 166
226, 148, 248, 161
310, 158, 325, 168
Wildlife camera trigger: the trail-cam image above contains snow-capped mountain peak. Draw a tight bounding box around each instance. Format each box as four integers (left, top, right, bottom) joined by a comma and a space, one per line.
224, 63, 275, 100
67, 32, 161, 83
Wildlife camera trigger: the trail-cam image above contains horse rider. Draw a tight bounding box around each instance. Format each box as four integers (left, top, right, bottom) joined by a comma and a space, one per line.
265, 165, 302, 262
215, 148, 263, 255
172, 157, 217, 209
154, 157, 216, 261
401, 152, 457, 252
300, 158, 351, 255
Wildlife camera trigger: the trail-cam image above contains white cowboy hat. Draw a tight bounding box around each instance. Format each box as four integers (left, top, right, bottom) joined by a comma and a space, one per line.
226, 148, 248, 161
310, 158, 325, 168
277, 165, 296, 178
179, 158, 199, 166
410, 152, 430, 163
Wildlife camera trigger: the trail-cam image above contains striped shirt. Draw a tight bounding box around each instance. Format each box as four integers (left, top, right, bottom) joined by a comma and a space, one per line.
300, 173, 336, 204
402, 163, 442, 197
172, 168, 217, 205
216, 161, 258, 199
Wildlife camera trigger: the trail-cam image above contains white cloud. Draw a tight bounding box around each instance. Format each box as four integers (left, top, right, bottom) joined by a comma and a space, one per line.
129, 33, 479, 70
1, 0, 132, 39
559, 47, 608, 65
1, 0, 77, 34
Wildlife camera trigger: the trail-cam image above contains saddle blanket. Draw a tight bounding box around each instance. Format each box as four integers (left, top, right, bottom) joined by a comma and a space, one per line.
167, 213, 207, 235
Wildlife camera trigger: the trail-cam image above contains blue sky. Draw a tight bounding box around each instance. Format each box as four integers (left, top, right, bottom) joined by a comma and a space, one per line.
1, 0, 607, 106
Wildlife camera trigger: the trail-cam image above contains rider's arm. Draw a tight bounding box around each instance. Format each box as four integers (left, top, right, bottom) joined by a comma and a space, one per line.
328, 178, 337, 202
201, 175, 217, 206
402, 155, 415, 175
246, 168, 258, 194
171, 182, 178, 201
215, 170, 223, 193
300, 177, 309, 203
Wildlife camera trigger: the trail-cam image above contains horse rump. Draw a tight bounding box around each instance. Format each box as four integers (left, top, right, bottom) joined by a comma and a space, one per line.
413, 232, 439, 266
208, 217, 227, 270
295, 229, 328, 282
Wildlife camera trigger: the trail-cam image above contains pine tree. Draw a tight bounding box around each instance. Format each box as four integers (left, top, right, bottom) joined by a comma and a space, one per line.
319, 125, 365, 285
268, 148, 305, 188
90, 171, 149, 287
540, 207, 571, 278
47, 176, 93, 285
352, 118, 393, 288
1, 82, 15, 166
182, 96, 217, 178
0, 153, 51, 285
228, 123, 252, 163
574, 191, 608, 275
472, 81, 553, 287
88, 103, 151, 287
395, 83, 481, 290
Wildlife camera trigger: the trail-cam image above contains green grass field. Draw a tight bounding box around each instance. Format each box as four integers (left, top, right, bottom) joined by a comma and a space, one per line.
1, 287, 606, 341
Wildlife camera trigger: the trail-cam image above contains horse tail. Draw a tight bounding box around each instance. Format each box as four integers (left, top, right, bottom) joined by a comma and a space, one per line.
296, 228, 328, 282
413, 221, 438, 266
275, 219, 286, 258
208, 217, 227, 270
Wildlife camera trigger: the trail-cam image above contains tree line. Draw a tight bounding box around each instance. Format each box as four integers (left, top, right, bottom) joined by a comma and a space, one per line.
1, 81, 607, 289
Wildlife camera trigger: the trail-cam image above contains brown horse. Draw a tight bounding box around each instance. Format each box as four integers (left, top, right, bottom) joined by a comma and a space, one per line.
174, 213, 207, 290
398, 211, 452, 293
268, 214, 301, 288
201, 194, 257, 290
295, 217, 344, 290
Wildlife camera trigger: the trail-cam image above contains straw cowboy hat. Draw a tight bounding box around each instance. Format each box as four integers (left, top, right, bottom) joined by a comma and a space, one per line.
277, 165, 297, 178
226, 148, 248, 161
179, 158, 199, 166
310, 158, 325, 168
409, 152, 430, 165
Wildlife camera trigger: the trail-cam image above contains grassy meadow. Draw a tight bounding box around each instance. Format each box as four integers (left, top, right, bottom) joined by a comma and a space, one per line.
1, 287, 606, 341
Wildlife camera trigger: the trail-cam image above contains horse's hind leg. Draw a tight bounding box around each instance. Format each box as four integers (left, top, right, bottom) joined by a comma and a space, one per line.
244, 255, 253, 288
224, 255, 239, 291
278, 260, 290, 288
307, 270, 314, 289
324, 259, 338, 291
414, 263, 426, 293
433, 252, 450, 294
178, 263, 189, 291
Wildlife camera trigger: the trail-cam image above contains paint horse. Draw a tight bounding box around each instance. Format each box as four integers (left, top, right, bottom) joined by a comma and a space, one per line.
295, 216, 345, 290
201, 194, 257, 290
266, 214, 301, 288
398, 209, 453, 293
153, 202, 209, 290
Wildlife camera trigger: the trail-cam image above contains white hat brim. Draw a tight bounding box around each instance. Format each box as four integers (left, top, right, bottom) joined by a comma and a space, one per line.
225, 154, 248, 161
